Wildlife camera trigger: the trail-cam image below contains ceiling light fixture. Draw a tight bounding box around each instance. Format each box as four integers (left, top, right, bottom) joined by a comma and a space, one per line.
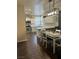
48, 11, 57, 16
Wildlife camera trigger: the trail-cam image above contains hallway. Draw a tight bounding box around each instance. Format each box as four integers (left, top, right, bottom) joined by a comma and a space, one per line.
17, 33, 54, 59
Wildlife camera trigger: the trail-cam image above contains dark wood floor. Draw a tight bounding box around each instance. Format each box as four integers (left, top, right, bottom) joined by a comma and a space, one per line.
17, 33, 57, 59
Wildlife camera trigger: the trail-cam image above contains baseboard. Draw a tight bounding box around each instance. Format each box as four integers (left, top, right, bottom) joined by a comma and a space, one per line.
17, 39, 28, 43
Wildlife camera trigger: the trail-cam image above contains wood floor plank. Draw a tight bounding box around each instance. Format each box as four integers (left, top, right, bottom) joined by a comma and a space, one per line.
17, 33, 57, 59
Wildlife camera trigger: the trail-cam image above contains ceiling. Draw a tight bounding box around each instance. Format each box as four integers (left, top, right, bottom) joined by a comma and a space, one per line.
24, 0, 43, 16
24, 0, 35, 12
18, 0, 61, 16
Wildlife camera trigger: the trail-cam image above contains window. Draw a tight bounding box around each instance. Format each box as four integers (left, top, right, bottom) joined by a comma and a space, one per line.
35, 17, 41, 27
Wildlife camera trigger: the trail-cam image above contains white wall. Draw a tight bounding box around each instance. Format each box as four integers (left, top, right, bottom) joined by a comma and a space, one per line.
17, 0, 26, 42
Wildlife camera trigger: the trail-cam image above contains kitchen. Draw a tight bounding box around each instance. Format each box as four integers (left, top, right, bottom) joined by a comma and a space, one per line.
17, 0, 61, 59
